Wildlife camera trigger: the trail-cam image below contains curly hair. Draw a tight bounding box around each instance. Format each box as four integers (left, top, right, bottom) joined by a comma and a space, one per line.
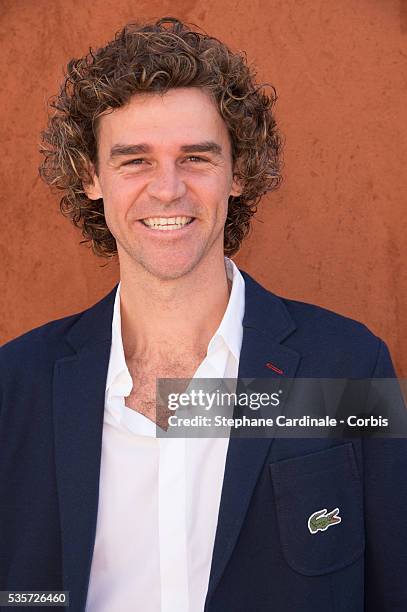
39, 17, 282, 258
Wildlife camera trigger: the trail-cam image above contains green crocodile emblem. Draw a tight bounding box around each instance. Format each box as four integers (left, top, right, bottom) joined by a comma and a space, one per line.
308, 507, 341, 534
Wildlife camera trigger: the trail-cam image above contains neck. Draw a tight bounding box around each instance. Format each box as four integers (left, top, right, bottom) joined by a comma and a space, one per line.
118, 255, 232, 362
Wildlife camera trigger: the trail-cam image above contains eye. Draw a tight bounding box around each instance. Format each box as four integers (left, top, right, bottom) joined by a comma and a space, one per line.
123, 158, 145, 166
186, 156, 207, 163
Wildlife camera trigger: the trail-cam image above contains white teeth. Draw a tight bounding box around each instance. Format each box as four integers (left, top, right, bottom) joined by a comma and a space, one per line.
142, 216, 193, 230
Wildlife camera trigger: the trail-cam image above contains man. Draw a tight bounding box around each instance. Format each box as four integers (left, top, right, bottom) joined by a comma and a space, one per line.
1, 17, 406, 612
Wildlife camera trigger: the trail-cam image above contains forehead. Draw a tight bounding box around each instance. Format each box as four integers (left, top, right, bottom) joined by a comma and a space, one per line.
96, 87, 230, 150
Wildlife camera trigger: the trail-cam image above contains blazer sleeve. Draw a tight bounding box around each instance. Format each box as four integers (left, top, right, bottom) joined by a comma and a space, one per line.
363, 340, 407, 611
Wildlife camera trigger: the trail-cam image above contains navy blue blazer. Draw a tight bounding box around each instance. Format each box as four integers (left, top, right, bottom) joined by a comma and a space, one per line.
1, 270, 407, 611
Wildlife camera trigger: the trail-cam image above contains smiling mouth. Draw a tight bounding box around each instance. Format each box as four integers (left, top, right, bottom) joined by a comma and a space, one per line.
140, 216, 195, 230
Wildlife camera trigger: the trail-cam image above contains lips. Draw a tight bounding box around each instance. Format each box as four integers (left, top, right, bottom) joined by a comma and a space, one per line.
140, 216, 195, 230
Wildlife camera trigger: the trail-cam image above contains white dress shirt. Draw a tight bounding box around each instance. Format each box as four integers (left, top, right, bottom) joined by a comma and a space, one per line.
86, 257, 245, 612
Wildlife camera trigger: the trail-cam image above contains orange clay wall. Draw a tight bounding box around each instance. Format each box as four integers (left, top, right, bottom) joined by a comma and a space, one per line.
1, 0, 406, 375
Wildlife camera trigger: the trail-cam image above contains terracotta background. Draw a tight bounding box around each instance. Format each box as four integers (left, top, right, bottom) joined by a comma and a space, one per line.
1, 0, 406, 375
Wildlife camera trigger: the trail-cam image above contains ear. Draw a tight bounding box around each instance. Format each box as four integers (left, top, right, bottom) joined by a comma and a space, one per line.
83, 163, 103, 200
229, 173, 243, 198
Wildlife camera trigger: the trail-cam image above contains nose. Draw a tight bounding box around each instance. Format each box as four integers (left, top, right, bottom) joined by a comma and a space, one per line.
146, 161, 187, 203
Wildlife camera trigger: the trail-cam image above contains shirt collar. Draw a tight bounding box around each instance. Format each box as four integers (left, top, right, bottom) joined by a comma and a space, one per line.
206, 257, 245, 362
105, 284, 133, 397
105, 256, 245, 394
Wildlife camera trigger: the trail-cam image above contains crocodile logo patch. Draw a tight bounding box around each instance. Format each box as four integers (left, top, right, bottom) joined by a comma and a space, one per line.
308, 507, 341, 534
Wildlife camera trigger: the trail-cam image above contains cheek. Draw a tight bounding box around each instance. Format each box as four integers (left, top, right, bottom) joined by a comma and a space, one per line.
102, 179, 135, 223
194, 174, 231, 211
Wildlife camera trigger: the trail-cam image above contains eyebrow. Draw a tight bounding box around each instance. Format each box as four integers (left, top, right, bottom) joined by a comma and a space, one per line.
109, 141, 223, 159
180, 141, 222, 156
109, 143, 150, 157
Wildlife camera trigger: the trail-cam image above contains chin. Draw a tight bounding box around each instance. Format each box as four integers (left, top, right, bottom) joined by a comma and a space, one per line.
138, 254, 204, 281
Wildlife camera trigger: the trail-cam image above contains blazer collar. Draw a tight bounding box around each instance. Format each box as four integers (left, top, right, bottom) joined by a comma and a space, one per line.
54, 268, 300, 610
64, 268, 297, 352
65, 284, 117, 352
241, 269, 296, 343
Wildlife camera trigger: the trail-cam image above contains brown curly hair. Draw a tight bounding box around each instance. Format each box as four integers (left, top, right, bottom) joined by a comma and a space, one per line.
39, 17, 282, 258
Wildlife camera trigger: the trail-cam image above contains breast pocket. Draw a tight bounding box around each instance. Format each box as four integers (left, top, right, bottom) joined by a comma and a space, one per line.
269, 442, 364, 576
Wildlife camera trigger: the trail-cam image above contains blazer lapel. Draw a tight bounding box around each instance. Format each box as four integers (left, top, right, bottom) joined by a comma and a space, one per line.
205, 270, 301, 608
53, 286, 117, 612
